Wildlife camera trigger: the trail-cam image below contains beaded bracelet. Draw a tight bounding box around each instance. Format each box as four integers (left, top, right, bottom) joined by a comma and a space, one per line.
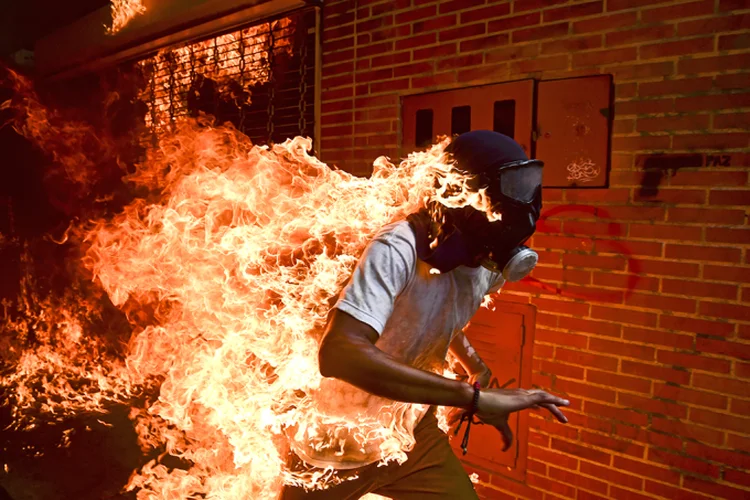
454, 381, 482, 455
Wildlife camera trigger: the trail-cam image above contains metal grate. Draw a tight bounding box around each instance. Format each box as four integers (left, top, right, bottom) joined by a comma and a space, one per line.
136, 8, 316, 147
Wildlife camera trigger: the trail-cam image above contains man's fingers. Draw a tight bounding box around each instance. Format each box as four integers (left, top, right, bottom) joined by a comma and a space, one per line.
539, 403, 568, 423
528, 390, 570, 409
497, 419, 513, 452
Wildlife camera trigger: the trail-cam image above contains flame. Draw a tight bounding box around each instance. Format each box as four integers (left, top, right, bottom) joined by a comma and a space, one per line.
2, 69, 498, 498
138, 19, 294, 132
106, 0, 146, 35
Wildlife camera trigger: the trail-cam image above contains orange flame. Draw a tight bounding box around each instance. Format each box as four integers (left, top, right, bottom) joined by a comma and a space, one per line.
2, 70, 498, 497
106, 0, 146, 35
138, 19, 293, 132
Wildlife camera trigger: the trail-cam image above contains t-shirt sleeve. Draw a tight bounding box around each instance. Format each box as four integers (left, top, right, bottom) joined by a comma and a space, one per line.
334, 227, 416, 335
487, 273, 505, 295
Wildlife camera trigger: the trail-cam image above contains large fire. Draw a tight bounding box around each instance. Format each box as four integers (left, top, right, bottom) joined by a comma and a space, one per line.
1, 69, 496, 498
107, 0, 147, 35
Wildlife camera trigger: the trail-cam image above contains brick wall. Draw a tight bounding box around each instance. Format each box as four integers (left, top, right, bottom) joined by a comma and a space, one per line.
319, 0, 750, 499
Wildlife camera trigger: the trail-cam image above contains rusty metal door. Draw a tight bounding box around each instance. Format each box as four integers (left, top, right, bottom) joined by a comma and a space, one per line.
451, 302, 536, 481
402, 79, 535, 157
536, 75, 612, 187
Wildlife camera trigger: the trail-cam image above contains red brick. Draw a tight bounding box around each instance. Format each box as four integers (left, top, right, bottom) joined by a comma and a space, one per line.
668, 207, 746, 225
591, 338, 656, 361
719, 33, 750, 51
677, 13, 750, 36
436, 53, 483, 71
581, 430, 645, 458
623, 326, 694, 349
356, 14, 393, 33
541, 34, 602, 54
552, 438, 612, 464
456, 62, 510, 83
638, 77, 713, 97
676, 93, 750, 112
637, 114, 710, 133
611, 61, 675, 80
634, 188, 707, 205
693, 372, 750, 397
514, 0, 568, 11
438, 23, 485, 42
528, 444, 580, 471
411, 71, 456, 89
616, 98, 674, 115
460, 4, 511, 24
588, 369, 651, 394
692, 409, 750, 435
683, 476, 749, 500
437, 0, 484, 15
715, 73, 750, 90
595, 239, 663, 257
648, 447, 720, 477
558, 316, 622, 338
612, 134, 671, 151
540, 359, 585, 380
704, 265, 750, 284
641, 36, 714, 59
707, 227, 750, 245
645, 481, 713, 500
606, 25, 674, 47
412, 42, 457, 61
673, 133, 750, 150
620, 392, 687, 419
511, 55, 570, 73
720, 0, 749, 10
459, 33, 509, 52
658, 350, 731, 374
556, 377, 616, 402
715, 113, 750, 130
411, 13, 455, 34
622, 359, 691, 385
512, 22, 569, 43
697, 338, 750, 361
573, 11, 636, 33
614, 456, 681, 484
642, 0, 714, 22
650, 416, 725, 446
663, 278, 738, 301
655, 383, 728, 409
548, 466, 608, 495
699, 301, 750, 324
544, 1, 603, 23
614, 118, 635, 134
394, 4, 435, 24
535, 328, 588, 349
581, 461, 643, 490
371, 52, 411, 69
631, 259, 701, 279
586, 401, 650, 427
562, 253, 627, 271
609, 486, 654, 500
590, 305, 658, 327
573, 47, 637, 68
488, 12, 541, 32
629, 224, 702, 243
680, 54, 750, 74
725, 469, 750, 488
665, 243, 743, 264
625, 292, 697, 314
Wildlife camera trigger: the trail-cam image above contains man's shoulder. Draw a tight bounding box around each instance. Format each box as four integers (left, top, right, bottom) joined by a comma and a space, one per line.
373, 220, 417, 249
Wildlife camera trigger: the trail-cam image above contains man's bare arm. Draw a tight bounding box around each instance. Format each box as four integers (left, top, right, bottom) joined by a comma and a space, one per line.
449, 330, 492, 386
318, 309, 476, 410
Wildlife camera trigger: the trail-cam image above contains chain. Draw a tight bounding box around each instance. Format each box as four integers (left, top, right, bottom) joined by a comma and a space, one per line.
167, 52, 175, 125
238, 30, 246, 133
266, 22, 276, 144
149, 59, 157, 144
297, 25, 308, 138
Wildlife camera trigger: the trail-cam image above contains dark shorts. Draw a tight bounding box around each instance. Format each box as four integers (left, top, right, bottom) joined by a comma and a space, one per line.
279, 411, 479, 500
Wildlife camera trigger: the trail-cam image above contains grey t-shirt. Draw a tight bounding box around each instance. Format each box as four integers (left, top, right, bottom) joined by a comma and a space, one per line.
291, 220, 504, 469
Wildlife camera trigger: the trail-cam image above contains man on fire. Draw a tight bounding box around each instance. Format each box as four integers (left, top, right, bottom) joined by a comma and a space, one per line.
281, 130, 569, 499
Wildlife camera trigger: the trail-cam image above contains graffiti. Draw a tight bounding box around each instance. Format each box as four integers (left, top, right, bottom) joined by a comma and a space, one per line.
636, 153, 738, 198
566, 158, 600, 183
523, 204, 640, 302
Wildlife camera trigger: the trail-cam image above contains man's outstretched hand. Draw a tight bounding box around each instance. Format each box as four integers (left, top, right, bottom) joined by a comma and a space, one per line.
476, 388, 569, 451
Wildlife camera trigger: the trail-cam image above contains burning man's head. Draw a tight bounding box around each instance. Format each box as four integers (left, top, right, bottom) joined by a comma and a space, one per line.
421, 130, 543, 279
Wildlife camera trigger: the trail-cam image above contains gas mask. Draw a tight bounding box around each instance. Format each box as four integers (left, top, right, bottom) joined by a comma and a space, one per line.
409, 130, 543, 280
474, 160, 543, 281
